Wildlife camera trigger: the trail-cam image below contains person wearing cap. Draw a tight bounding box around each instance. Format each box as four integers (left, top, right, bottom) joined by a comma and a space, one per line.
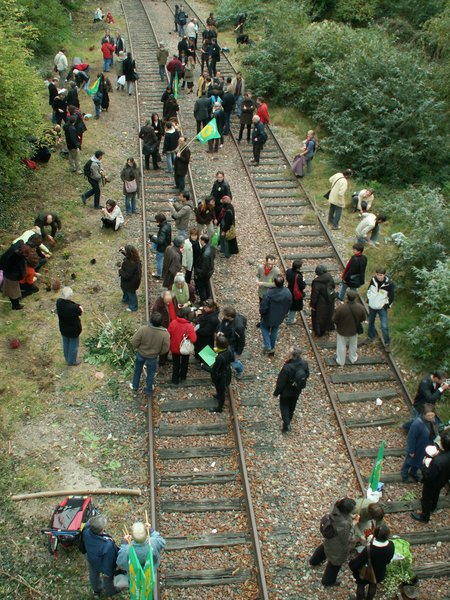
81, 515, 118, 597
162, 237, 184, 289
117, 521, 166, 574
332, 289, 366, 366
207, 102, 225, 153
273, 346, 309, 433
156, 42, 169, 81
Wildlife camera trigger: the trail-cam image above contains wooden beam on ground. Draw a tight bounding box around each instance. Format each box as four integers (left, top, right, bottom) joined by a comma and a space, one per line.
11, 488, 141, 501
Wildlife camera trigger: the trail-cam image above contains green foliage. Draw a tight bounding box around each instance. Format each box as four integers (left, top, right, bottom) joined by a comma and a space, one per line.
84, 317, 136, 376
423, 6, 450, 101
16, 0, 71, 54
215, 0, 308, 29
376, 0, 447, 28
332, 0, 378, 25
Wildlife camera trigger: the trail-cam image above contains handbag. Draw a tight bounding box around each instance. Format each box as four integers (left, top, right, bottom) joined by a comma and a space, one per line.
124, 179, 137, 193
131, 71, 139, 82
143, 142, 158, 155
211, 227, 220, 248
324, 176, 345, 200
225, 224, 236, 240
359, 543, 377, 584
180, 334, 195, 356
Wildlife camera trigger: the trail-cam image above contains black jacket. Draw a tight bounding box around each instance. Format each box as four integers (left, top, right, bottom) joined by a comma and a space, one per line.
422, 449, 450, 489
163, 130, 180, 152
0, 242, 26, 281
174, 147, 191, 176
286, 268, 306, 311
119, 258, 142, 292
195, 309, 220, 350
194, 96, 211, 121
349, 541, 395, 584
211, 180, 232, 202
211, 109, 225, 134
48, 82, 58, 106
413, 376, 444, 413
195, 243, 215, 280
56, 298, 82, 338
139, 125, 158, 146
122, 57, 136, 81
211, 348, 233, 387
273, 358, 310, 399
63, 122, 80, 150
252, 121, 266, 144
217, 315, 246, 355
154, 221, 172, 253
342, 253, 367, 286
221, 91, 235, 113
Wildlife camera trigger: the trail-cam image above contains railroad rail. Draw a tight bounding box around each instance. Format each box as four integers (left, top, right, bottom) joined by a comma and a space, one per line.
121, 0, 269, 597
164, 0, 450, 583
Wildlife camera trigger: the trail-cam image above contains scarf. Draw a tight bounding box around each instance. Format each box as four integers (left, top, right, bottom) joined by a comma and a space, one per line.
264, 264, 273, 277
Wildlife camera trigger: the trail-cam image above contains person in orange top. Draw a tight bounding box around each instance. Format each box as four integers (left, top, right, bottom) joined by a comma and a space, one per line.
19, 265, 39, 297
256, 96, 270, 125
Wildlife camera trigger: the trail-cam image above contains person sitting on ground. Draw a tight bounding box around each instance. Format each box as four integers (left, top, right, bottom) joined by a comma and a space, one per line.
34, 212, 62, 246
101, 199, 124, 230
117, 521, 165, 576
81, 514, 118, 598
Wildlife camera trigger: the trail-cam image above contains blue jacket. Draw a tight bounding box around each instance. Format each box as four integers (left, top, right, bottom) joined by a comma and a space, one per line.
82, 524, 118, 577
116, 530, 166, 571
260, 287, 292, 327
406, 416, 439, 469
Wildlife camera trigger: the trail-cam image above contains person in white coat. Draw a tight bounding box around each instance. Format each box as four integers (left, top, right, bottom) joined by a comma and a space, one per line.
101, 199, 124, 231
327, 169, 352, 230
182, 227, 200, 284
54, 48, 68, 87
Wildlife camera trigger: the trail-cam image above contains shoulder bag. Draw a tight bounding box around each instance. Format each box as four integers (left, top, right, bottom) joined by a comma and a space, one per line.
180, 333, 195, 355
324, 176, 345, 200
124, 179, 137, 193
359, 542, 377, 584
225, 224, 236, 240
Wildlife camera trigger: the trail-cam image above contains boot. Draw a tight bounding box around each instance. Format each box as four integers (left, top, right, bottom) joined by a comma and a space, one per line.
11, 298, 24, 310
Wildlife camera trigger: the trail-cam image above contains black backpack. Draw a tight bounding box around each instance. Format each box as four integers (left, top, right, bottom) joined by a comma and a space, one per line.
320, 513, 337, 539
290, 365, 308, 390
83, 159, 93, 178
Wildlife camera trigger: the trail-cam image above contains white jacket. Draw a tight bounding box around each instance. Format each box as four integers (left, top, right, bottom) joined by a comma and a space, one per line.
103, 206, 124, 230
328, 173, 348, 208
355, 212, 376, 239
182, 238, 194, 271
54, 52, 68, 72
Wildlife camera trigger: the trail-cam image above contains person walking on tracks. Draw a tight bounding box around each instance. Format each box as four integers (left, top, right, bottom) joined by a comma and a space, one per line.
363, 267, 394, 352
130, 312, 170, 394
327, 168, 352, 230
400, 404, 439, 483
411, 430, 450, 523
310, 265, 336, 337
251, 115, 267, 166
209, 334, 234, 413
273, 347, 309, 433
309, 497, 359, 587
217, 306, 246, 378
259, 275, 292, 356
333, 289, 366, 366
156, 42, 169, 81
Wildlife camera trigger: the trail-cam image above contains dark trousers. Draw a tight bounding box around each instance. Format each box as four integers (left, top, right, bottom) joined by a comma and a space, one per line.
185, 269, 193, 284
356, 581, 377, 600
253, 143, 263, 163
223, 111, 231, 135
421, 483, 442, 520
84, 177, 101, 207
174, 174, 186, 191
214, 382, 227, 410
328, 204, 342, 228
309, 543, 342, 585
172, 353, 189, 384
208, 58, 218, 76
196, 119, 208, 133
208, 137, 222, 152
101, 217, 116, 229
144, 151, 158, 170
239, 123, 251, 141
279, 395, 299, 427
196, 277, 211, 303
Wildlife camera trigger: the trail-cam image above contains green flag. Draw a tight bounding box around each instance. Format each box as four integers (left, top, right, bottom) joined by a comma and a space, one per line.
129, 543, 154, 599
173, 72, 178, 99
196, 118, 221, 144
369, 441, 385, 492
85, 76, 101, 97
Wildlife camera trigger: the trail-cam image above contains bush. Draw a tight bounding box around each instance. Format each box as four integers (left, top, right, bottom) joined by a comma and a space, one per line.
84, 317, 136, 376
16, 0, 71, 55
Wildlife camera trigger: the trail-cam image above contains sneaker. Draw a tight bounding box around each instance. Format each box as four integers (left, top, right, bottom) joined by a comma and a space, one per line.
209, 407, 223, 413
331, 226, 341, 230
267, 350, 275, 357
129, 383, 138, 392
151, 273, 161, 280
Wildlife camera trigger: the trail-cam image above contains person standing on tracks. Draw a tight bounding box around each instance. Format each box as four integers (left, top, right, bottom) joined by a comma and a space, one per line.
170, 191, 194, 240
209, 334, 234, 413
194, 299, 220, 359
156, 42, 169, 82
122, 52, 137, 96
333, 289, 366, 366
130, 312, 170, 394
162, 237, 184, 289
182, 227, 200, 285
363, 267, 394, 352
231, 72, 245, 117
238, 91, 255, 143
194, 91, 211, 133
400, 404, 439, 483
260, 276, 292, 356
257, 255, 280, 318
139, 119, 159, 171
273, 346, 309, 433
163, 120, 180, 174
338, 242, 367, 301
177, 6, 188, 37
327, 168, 353, 230
286, 260, 306, 325
168, 307, 197, 385
207, 102, 225, 153
174, 136, 191, 192
211, 171, 232, 220
310, 265, 336, 337
186, 18, 197, 45
251, 115, 267, 166
219, 196, 238, 258
217, 306, 246, 378
151, 213, 172, 281
195, 234, 215, 303
256, 96, 270, 125
209, 38, 221, 77
411, 430, 450, 523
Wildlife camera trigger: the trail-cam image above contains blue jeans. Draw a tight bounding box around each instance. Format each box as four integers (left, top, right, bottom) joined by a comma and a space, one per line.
328, 204, 342, 228
122, 289, 138, 311
178, 24, 186, 37
156, 251, 164, 277
103, 57, 112, 72
159, 64, 165, 81
176, 229, 187, 241
62, 335, 79, 365
125, 193, 137, 214
287, 310, 297, 324
368, 307, 390, 344
400, 454, 420, 481
132, 353, 158, 393
261, 322, 279, 351
338, 282, 358, 302
165, 151, 176, 173
231, 351, 244, 375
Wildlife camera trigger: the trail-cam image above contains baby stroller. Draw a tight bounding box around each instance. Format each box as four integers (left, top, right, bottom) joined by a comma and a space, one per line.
41, 495, 97, 556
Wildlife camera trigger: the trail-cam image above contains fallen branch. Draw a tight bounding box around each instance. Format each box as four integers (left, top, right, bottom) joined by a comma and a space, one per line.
11, 488, 141, 501
0, 568, 48, 598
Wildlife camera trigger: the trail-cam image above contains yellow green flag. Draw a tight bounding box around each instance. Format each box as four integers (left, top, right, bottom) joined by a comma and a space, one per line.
173, 72, 179, 99
129, 543, 154, 599
196, 118, 221, 144
85, 76, 101, 97
369, 441, 385, 492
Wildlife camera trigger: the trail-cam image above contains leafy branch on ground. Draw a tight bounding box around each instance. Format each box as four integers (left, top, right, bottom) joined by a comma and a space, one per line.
84, 317, 136, 376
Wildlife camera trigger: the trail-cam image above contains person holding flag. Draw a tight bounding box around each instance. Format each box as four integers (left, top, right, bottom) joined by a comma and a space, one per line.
207, 103, 225, 153
116, 519, 166, 598
85, 74, 103, 119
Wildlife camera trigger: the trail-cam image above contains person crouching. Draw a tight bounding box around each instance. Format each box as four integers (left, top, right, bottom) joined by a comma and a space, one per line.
101, 199, 124, 230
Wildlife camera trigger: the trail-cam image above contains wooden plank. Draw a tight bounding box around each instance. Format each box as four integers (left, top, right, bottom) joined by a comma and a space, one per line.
257, 182, 298, 189
383, 496, 450, 514
331, 371, 395, 384
285, 252, 335, 260
325, 355, 386, 366
363, 472, 403, 483
263, 200, 308, 207
276, 230, 322, 237
164, 568, 251, 587
159, 423, 228, 437
270, 220, 315, 226
346, 416, 399, 428
266, 207, 305, 214
356, 447, 404, 458
165, 532, 250, 551
316, 340, 338, 348
160, 471, 237, 486
160, 397, 217, 412
279, 240, 327, 248
399, 528, 450, 545
338, 389, 398, 403
158, 446, 234, 460
414, 562, 450, 579
161, 498, 243, 513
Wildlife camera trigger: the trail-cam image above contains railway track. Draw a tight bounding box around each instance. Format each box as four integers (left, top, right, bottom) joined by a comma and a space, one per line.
121, 0, 269, 598
122, 0, 449, 595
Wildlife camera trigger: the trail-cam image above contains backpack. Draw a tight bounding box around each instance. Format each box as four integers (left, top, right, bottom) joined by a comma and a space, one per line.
234, 313, 247, 334
290, 365, 308, 390
83, 159, 93, 178
320, 513, 337, 539
178, 12, 187, 25
292, 274, 304, 302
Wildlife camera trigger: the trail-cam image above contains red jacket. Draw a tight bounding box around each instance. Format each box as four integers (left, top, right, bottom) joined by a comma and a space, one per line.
101, 42, 115, 59
166, 58, 183, 75
168, 317, 197, 354
256, 103, 270, 124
